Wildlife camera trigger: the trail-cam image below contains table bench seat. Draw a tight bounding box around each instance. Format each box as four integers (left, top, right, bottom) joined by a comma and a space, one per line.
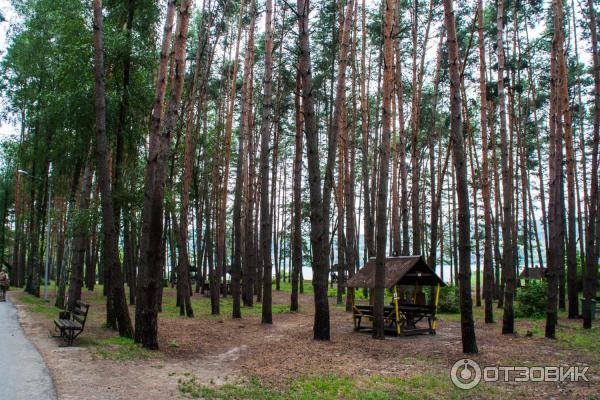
352, 303, 437, 336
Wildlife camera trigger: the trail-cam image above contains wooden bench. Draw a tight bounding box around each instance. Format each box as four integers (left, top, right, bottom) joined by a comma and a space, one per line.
353, 303, 437, 336
397, 303, 437, 335
54, 300, 89, 346
352, 305, 397, 331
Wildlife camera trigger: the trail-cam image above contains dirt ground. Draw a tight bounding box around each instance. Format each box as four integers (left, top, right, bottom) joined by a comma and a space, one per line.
8, 289, 600, 399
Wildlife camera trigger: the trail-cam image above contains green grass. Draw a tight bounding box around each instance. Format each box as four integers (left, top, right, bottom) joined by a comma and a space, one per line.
557, 328, 600, 352
272, 280, 314, 296
81, 336, 155, 361
14, 291, 63, 321
522, 315, 600, 353
178, 373, 497, 400
159, 292, 295, 319
14, 289, 151, 360
439, 301, 600, 354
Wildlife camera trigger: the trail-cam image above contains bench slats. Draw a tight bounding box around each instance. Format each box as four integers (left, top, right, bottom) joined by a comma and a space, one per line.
72, 314, 85, 325
54, 300, 89, 346
54, 319, 82, 330
72, 307, 85, 315
76, 300, 89, 308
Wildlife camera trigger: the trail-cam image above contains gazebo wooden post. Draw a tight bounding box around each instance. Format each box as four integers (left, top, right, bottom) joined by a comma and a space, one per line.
432, 282, 441, 330
351, 291, 356, 329
393, 286, 401, 335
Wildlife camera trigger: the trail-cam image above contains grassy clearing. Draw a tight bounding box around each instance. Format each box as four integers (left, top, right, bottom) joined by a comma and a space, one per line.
14, 291, 63, 321
272, 280, 314, 296
13, 282, 598, 374
178, 372, 497, 400
14, 288, 151, 360
160, 293, 294, 319
84, 336, 156, 361
524, 317, 600, 353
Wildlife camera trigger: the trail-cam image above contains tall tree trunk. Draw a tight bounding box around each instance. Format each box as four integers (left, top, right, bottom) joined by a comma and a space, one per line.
560, 6, 577, 320
135, 0, 191, 348
427, 29, 446, 271
259, 0, 274, 324
546, 0, 566, 338
233, 0, 256, 316
498, 0, 515, 335
67, 164, 93, 310
92, 0, 133, 338
217, 0, 245, 314
123, 203, 137, 305
360, 0, 374, 260
134, 0, 176, 346
443, 0, 478, 354
478, 0, 493, 323
468, 136, 482, 307
297, 0, 330, 341
391, 0, 408, 257
407, 0, 434, 257
174, 5, 219, 319
333, 0, 354, 306
345, 3, 359, 312
12, 142, 24, 288
373, 0, 393, 340
112, 0, 135, 244
86, 219, 98, 291
291, 70, 304, 312
583, 0, 599, 329
55, 161, 82, 308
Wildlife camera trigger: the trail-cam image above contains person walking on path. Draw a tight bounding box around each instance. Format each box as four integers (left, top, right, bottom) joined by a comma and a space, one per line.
0, 267, 9, 301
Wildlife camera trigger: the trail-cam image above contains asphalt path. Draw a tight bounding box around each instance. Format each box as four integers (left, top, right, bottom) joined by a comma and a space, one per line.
0, 298, 56, 400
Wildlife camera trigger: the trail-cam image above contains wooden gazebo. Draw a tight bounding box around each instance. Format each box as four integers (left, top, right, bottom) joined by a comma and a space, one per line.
346, 256, 445, 336
519, 266, 546, 280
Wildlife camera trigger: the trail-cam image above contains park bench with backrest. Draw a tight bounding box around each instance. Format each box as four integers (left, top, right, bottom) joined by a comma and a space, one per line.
54, 300, 89, 346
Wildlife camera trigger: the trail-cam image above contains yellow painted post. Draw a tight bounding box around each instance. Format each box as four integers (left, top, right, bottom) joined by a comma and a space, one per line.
352, 291, 356, 329
394, 286, 401, 335
432, 283, 441, 330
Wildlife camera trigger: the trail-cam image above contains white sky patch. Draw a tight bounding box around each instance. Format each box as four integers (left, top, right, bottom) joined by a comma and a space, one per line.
0, 0, 18, 141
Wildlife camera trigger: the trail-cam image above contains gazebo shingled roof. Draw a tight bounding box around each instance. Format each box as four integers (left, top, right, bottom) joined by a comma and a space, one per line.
519, 266, 546, 279
346, 256, 445, 289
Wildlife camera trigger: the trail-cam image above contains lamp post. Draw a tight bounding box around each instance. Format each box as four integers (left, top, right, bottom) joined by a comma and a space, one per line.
17, 163, 52, 301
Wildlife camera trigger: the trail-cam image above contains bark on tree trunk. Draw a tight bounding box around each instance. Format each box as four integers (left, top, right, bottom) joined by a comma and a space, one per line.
360, 0, 374, 261
373, 0, 393, 341
583, 0, 599, 330
135, 0, 191, 348
498, 0, 515, 335
291, 70, 304, 313
55, 161, 82, 309
546, 0, 566, 338
67, 163, 93, 311
297, 0, 330, 340
443, 0, 478, 354
259, 0, 274, 324
92, 0, 133, 338
478, 0, 493, 324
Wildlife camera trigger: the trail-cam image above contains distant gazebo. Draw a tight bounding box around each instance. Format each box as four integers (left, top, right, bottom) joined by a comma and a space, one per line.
346, 256, 445, 336
519, 266, 547, 280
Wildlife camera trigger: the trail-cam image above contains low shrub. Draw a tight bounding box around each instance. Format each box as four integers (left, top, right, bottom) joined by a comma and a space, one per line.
437, 286, 459, 314
515, 280, 547, 318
